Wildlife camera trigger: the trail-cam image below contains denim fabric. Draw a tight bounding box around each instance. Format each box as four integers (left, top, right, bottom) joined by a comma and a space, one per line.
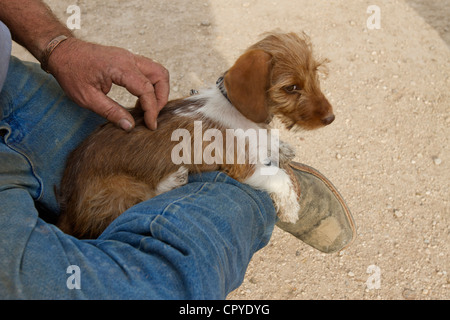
0, 21, 11, 91
0, 57, 276, 299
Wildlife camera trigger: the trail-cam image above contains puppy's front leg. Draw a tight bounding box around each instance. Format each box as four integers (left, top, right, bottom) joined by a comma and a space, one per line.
155, 166, 189, 196
245, 165, 300, 223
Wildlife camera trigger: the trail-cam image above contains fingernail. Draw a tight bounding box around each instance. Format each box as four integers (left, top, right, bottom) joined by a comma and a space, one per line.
119, 119, 133, 132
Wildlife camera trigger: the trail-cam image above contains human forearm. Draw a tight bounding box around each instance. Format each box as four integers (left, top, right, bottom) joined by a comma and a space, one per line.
0, 0, 169, 131
0, 0, 72, 63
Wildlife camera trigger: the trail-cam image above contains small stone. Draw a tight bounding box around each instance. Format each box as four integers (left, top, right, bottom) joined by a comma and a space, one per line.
336, 153, 342, 160
393, 209, 403, 218
348, 271, 355, 277
249, 277, 258, 284
432, 157, 442, 165
402, 289, 416, 300
200, 21, 211, 27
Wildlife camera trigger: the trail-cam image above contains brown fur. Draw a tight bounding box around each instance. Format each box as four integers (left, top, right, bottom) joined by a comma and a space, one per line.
57, 32, 334, 239
248, 32, 334, 129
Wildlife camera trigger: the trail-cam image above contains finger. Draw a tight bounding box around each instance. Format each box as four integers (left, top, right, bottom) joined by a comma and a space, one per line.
153, 75, 170, 110
135, 56, 170, 110
113, 70, 160, 130
86, 88, 135, 131
143, 102, 159, 131
140, 92, 159, 130
139, 65, 170, 130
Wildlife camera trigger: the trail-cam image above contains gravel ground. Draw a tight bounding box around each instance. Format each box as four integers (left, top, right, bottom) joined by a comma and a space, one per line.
13, 0, 449, 300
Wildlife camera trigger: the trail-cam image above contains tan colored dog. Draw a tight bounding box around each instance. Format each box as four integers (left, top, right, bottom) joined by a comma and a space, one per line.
57, 32, 334, 239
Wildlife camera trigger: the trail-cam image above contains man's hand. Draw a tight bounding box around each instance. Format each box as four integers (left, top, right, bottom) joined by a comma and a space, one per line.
47, 38, 170, 131
0, 0, 169, 131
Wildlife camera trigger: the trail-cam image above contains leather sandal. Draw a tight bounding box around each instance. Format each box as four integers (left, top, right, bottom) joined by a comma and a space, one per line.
277, 162, 357, 253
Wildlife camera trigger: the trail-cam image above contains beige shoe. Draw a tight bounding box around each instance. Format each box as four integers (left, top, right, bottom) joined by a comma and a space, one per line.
277, 162, 356, 253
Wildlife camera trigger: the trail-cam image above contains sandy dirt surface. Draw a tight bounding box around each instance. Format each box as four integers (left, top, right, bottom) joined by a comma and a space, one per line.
13, 0, 449, 300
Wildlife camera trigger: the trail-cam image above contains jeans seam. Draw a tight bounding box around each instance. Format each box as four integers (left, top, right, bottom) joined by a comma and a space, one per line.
2, 134, 44, 201
0, 90, 13, 120
159, 182, 213, 217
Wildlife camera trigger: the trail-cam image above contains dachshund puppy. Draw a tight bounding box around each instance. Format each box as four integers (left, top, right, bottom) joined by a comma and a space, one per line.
57, 32, 334, 239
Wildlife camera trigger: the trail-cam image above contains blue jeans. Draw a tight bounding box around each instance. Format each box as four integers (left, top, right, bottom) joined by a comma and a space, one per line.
0, 57, 276, 299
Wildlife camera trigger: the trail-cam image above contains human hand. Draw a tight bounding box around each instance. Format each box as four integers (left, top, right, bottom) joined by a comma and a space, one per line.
47, 38, 170, 131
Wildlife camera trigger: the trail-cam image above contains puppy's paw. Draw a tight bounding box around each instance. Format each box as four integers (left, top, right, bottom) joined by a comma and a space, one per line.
174, 166, 189, 185
279, 141, 296, 163
156, 166, 189, 195
272, 187, 300, 224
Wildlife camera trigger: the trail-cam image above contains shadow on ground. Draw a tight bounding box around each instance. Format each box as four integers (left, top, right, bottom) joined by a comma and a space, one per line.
406, 0, 450, 46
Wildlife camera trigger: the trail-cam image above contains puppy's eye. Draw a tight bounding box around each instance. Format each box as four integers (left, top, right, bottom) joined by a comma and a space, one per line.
284, 85, 299, 94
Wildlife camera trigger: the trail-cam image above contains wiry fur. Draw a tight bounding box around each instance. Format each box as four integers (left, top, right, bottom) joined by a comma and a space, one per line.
254, 32, 333, 130
57, 32, 334, 239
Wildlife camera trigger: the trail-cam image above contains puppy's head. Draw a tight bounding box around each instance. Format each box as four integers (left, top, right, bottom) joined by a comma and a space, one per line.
224, 32, 334, 130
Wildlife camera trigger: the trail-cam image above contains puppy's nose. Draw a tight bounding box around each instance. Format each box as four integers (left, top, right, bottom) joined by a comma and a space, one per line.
321, 114, 335, 125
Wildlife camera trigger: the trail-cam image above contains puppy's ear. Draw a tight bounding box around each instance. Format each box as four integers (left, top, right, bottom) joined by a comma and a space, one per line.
224, 50, 272, 123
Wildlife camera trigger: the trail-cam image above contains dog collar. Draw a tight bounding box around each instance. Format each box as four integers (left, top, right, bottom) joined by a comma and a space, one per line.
216, 75, 232, 104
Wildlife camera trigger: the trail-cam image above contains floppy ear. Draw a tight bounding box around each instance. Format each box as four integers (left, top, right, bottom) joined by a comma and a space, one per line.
224, 50, 272, 123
